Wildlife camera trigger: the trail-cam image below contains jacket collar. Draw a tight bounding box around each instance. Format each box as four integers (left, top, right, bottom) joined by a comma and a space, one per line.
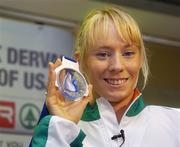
126, 92, 145, 117
81, 89, 145, 121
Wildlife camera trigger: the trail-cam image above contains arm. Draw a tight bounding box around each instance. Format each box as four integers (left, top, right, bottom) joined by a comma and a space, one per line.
31, 115, 85, 147
29, 102, 86, 147
29, 58, 93, 147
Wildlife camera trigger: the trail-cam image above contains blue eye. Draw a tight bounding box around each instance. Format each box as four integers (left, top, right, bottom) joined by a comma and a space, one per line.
122, 51, 135, 57
96, 52, 111, 59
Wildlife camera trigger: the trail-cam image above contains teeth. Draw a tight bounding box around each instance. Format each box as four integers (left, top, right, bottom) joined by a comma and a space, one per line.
106, 79, 127, 85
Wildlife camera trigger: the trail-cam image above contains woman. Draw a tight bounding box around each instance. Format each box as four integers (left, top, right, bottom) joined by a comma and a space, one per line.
30, 7, 180, 147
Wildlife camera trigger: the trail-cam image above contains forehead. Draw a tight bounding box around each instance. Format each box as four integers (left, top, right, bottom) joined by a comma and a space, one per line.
83, 12, 142, 56
91, 20, 130, 49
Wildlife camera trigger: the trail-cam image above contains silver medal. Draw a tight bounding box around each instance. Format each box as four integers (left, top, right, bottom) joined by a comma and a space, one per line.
55, 56, 88, 101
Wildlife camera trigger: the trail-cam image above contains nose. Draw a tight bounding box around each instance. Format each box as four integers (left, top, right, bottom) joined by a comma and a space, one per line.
108, 54, 124, 72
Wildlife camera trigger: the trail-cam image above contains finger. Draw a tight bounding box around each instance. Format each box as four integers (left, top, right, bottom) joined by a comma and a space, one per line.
46, 86, 65, 108
56, 88, 65, 102
48, 58, 66, 100
47, 58, 61, 90
45, 70, 58, 108
87, 84, 94, 105
49, 70, 65, 102
47, 62, 55, 89
48, 69, 56, 96
54, 58, 62, 69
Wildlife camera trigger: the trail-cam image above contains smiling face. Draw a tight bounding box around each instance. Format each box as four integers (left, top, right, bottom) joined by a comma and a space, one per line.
86, 22, 142, 103
75, 7, 148, 104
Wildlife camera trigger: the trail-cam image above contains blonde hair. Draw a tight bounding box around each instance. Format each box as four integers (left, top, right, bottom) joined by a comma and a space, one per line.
75, 7, 149, 89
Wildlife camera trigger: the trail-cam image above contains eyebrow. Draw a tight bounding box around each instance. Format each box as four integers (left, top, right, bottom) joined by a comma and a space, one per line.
98, 46, 112, 50
97, 43, 131, 50
123, 44, 131, 48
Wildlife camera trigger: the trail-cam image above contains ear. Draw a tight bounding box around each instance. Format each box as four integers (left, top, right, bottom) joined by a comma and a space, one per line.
73, 51, 81, 62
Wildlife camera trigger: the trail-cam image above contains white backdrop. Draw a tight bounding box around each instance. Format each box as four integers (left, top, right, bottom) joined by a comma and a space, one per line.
0, 17, 74, 146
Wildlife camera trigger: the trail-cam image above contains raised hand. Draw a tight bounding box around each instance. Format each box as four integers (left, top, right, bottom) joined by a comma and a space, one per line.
45, 58, 94, 123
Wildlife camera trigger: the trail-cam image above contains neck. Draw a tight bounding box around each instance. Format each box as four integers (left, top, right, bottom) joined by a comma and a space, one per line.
110, 92, 134, 123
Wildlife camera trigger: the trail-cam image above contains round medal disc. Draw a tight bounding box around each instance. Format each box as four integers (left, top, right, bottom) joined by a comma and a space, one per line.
59, 69, 87, 101
55, 56, 88, 101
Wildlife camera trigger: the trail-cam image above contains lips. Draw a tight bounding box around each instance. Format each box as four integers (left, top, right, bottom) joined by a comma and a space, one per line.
104, 78, 128, 86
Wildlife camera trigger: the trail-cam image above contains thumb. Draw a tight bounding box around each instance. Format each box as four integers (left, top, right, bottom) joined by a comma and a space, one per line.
87, 84, 95, 105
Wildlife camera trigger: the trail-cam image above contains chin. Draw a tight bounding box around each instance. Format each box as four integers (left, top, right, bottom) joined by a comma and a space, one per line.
103, 93, 126, 102
107, 98, 123, 103
97, 85, 132, 100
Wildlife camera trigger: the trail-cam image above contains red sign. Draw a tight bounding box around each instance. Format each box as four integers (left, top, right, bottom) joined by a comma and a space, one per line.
0, 100, 16, 128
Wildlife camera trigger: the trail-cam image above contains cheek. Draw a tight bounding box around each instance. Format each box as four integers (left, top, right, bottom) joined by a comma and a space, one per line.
86, 59, 96, 81
127, 61, 141, 78
86, 59, 106, 81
